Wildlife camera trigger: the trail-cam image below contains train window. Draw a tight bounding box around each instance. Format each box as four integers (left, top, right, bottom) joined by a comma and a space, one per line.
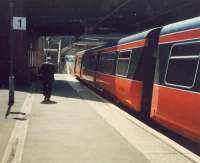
83, 56, 88, 69
165, 42, 200, 88
116, 51, 131, 77
84, 55, 96, 70
82, 56, 86, 68
171, 43, 200, 57
89, 55, 96, 70
98, 53, 116, 74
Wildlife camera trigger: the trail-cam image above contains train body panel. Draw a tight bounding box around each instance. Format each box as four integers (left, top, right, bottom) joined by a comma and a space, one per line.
151, 84, 200, 143
95, 71, 143, 112
151, 16, 200, 143
95, 72, 116, 95
81, 69, 95, 85
114, 77, 143, 112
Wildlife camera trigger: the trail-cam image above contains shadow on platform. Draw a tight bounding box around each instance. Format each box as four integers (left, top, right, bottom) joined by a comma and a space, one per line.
12, 117, 27, 121
34, 80, 105, 103
40, 100, 58, 104
9, 112, 26, 115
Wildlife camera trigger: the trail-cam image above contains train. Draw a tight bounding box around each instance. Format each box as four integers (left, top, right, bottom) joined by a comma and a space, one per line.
74, 16, 200, 144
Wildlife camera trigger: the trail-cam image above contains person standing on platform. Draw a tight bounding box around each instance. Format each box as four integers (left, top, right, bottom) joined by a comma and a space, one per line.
39, 57, 56, 101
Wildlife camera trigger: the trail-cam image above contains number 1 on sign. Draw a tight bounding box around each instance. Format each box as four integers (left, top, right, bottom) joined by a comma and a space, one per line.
18, 19, 22, 28
12, 17, 26, 30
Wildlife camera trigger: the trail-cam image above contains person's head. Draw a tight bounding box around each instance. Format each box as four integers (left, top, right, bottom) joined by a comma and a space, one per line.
46, 57, 51, 62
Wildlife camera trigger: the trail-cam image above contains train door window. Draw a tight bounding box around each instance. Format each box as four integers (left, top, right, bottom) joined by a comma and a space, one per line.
165, 41, 200, 88
90, 55, 96, 71
82, 56, 86, 68
86, 55, 96, 71
116, 50, 131, 77
84, 56, 89, 69
98, 53, 116, 74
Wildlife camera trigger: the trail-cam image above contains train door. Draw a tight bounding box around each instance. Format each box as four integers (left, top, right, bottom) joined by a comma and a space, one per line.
74, 56, 78, 76
74, 55, 82, 78
115, 50, 134, 107
140, 29, 161, 117
89, 54, 97, 84
94, 53, 99, 86
80, 55, 85, 80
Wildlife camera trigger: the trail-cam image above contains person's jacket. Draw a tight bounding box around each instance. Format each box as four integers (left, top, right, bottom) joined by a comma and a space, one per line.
39, 62, 56, 82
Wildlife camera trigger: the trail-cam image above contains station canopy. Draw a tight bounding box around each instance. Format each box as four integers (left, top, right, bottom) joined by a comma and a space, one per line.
2, 0, 200, 35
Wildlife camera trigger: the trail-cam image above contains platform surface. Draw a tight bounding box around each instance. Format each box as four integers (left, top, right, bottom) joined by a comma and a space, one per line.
1, 74, 199, 163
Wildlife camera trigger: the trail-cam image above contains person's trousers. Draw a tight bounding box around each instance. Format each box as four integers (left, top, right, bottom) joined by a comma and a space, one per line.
42, 82, 53, 99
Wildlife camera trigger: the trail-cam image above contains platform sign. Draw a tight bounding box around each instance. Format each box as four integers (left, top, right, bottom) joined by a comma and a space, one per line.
12, 17, 26, 30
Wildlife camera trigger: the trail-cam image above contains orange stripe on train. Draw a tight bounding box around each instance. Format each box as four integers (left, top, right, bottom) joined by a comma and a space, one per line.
159, 28, 200, 44
99, 39, 145, 53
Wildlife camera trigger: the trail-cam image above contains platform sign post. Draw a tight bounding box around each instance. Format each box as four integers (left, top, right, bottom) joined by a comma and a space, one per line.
8, 0, 15, 106
8, 0, 27, 106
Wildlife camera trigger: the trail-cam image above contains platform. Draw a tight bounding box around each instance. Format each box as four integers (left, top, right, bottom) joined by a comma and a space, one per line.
0, 74, 199, 163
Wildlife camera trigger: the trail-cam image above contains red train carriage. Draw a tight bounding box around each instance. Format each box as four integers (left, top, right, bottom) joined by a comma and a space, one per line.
150, 17, 200, 143
74, 16, 200, 143
95, 29, 161, 112
80, 29, 161, 113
